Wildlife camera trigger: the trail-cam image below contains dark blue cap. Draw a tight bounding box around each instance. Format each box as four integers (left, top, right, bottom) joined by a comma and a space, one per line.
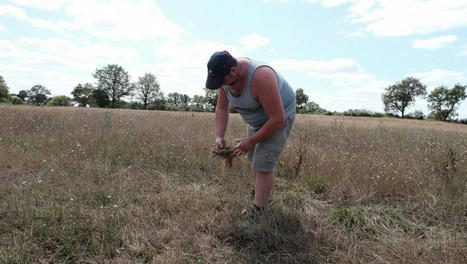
205, 50, 234, 90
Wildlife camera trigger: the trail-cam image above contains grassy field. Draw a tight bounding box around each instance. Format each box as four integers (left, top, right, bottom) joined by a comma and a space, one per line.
0, 105, 466, 263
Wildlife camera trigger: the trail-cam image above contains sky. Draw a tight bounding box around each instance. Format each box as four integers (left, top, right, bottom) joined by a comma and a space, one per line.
1, 0, 467, 117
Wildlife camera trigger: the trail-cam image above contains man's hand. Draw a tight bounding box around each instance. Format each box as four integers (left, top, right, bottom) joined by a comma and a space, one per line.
215, 137, 226, 148
232, 137, 253, 156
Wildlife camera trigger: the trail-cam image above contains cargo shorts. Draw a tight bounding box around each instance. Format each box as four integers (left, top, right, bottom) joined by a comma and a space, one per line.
246, 114, 295, 172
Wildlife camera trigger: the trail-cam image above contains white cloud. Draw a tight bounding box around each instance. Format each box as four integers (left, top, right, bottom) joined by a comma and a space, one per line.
348, 0, 467, 37
411, 69, 465, 87
0, 5, 28, 20
239, 32, 270, 51
0, 4, 73, 33
278, 0, 467, 37
0, 38, 140, 95
4, 1, 184, 41
146, 41, 242, 96
272, 58, 361, 74
459, 46, 467, 57
0, 25, 5, 31
412, 35, 457, 50
8, 0, 67, 11
64, 0, 183, 41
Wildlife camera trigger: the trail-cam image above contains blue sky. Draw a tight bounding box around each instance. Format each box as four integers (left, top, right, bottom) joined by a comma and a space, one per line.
1, 0, 467, 117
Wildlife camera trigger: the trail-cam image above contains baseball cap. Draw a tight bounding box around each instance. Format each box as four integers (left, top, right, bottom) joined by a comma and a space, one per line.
205, 50, 235, 90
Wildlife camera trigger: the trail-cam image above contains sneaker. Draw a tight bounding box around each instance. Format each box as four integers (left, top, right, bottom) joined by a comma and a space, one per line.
239, 205, 263, 229
243, 188, 256, 202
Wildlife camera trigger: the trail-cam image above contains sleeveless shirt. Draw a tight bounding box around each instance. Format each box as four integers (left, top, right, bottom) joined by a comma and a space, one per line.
223, 59, 296, 129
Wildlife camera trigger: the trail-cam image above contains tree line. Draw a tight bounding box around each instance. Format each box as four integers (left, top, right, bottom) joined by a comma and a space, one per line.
0, 67, 465, 122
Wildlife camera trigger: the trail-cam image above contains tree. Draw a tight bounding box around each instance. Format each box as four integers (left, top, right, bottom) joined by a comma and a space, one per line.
204, 88, 218, 112
382, 77, 427, 117
295, 88, 309, 112
28, 84, 51, 106
90, 89, 111, 108
300, 101, 327, 114
72, 83, 94, 107
17, 90, 28, 101
0, 75, 10, 103
48, 95, 72, 106
427, 84, 466, 121
192, 95, 207, 111
93, 64, 132, 108
135, 73, 161, 109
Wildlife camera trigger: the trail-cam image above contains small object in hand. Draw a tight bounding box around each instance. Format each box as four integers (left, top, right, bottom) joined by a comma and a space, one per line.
213, 146, 234, 167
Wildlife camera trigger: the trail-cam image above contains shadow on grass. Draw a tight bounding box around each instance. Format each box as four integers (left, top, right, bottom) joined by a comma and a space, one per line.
218, 206, 320, 264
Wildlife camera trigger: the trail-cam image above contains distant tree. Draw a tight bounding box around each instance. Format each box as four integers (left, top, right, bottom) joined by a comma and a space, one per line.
90, 88, 111, 108
148, 93, 167, 110
93, 64, 132, 108
48, 95, 72, 106
17, 90, 28, 101
427, 84, 466, 121
204, 88, 218, 112
10, 96, 24, 105
382, 77, 427, 117
135, 73, 161, 109
300, 101, 327, 114
192, 95, 207, 111
406, 110, 425, 120
72, 83, 94, 107
167, 92, 181, 109
295, 88, 309, 111
0, 75, 9, 103
28, 84, 51, 106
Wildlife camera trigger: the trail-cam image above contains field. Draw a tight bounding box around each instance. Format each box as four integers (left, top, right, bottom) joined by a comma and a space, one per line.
0, 105, 466, 263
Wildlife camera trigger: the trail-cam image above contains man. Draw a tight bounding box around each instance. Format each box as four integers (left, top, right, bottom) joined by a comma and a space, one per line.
205, 50, 296, 223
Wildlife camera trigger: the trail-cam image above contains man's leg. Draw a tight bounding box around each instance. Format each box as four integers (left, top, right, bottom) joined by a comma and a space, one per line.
253, 170, 274, 207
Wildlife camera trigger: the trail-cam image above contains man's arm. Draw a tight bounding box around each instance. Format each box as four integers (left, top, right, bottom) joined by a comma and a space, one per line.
215, 87, 229, 148
232, 67, 285, 155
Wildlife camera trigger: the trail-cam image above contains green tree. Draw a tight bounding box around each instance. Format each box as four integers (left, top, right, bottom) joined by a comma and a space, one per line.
90, 89, 111, 108
72, 83, 94, 107
204, 88, 218, 112
382, 77, 427, 117
135, 73, 161, 109
427, 84, 466, 121
10, 96, 24, 105
17, 90, 28, 101
192, 95, 207, 111
148, 93, 167, 110
28, 84, 51, 106
48, 95, 72, 106
93, 64, 132, 108
295, 88, 309, 112
300, 101, 327, 114
0, 75, 9, 103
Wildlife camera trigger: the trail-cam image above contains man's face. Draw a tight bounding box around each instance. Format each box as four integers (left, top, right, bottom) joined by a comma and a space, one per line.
223, 66, 239, 86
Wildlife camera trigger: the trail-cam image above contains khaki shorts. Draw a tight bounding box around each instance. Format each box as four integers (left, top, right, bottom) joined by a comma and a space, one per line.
247, 114, 295, 172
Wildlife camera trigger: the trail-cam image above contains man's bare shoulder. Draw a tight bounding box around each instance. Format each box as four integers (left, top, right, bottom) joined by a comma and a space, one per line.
251, 66, 278, 99
252, 66, 276, 83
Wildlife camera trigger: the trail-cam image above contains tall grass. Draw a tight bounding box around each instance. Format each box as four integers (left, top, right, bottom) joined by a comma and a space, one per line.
0, 106, 466, 263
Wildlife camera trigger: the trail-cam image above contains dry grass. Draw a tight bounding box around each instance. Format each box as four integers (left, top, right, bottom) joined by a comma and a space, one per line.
0, 105, 466, 263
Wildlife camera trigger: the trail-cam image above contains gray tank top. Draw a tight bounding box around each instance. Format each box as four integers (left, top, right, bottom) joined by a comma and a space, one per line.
223, 59, 296, 129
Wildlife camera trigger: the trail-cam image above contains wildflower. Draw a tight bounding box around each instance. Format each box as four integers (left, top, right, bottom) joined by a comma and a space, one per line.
107, 195, 111, 198
100, 205, 103, 209
113, 204, 118, 208
22, 181, 26, 185
38, 179, 42, 183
